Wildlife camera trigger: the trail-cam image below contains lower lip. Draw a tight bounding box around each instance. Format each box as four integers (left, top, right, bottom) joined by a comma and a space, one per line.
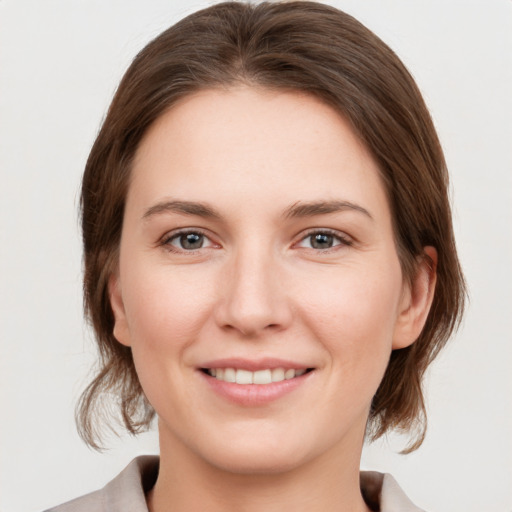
200, 371, 313, 406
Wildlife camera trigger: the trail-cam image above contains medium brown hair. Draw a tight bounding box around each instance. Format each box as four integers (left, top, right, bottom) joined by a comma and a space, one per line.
77, 1, 465, 451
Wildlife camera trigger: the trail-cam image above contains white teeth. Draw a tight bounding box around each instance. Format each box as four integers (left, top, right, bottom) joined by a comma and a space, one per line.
271, 368, 285, 382
207, 367, 309, 384
284, 369, 296, 380
253, 369, 272, 384
224, 368, 236, 383
235, 369, 253, 384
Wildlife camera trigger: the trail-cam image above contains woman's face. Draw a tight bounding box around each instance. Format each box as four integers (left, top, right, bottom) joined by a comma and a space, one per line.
110, 87, 425, 474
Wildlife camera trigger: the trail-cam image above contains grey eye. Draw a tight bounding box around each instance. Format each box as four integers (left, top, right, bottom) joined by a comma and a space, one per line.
173, 232, 205, 250
296, 230, 350, 251
310, 233, 335, 249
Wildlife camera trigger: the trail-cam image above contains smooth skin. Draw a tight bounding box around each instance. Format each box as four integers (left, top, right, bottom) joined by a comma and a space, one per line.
109, 87, 436, 512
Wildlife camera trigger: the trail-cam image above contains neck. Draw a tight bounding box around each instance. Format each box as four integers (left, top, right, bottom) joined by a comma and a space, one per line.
147, 425, 371, 512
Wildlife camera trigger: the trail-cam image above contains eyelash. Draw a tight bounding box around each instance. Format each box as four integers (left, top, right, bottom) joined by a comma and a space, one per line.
160, 228, 215, 253
159, 228, 353, 254
295, 229, 353, 252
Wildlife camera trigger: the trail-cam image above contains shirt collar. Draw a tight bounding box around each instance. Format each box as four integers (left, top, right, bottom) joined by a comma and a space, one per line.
101, 456, 425, 512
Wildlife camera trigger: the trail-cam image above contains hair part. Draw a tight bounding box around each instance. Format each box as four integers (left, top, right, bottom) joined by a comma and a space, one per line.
76, 1, 465, 452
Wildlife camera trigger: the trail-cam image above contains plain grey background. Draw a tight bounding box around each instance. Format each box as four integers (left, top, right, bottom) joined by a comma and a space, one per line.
1, 1, 511, 511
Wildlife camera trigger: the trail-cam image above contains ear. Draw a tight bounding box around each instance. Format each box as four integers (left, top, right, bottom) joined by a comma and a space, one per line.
108, 274, 132, 347
392, 246, 437, 350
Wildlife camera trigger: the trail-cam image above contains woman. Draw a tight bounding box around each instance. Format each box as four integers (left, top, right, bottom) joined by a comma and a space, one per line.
47, 2, 465, 511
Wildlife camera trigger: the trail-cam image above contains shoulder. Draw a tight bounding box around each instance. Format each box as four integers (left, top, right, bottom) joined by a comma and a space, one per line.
43, 489, 103, 512
44, 459, 424, 512
360, 471, 427, 512
44, 456, 159, 512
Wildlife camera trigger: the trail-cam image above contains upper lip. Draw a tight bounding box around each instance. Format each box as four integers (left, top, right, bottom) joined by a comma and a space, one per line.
199, 357, 312, 372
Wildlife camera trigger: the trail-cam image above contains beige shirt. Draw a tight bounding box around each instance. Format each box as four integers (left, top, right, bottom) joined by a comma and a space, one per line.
45, 456, 426, 512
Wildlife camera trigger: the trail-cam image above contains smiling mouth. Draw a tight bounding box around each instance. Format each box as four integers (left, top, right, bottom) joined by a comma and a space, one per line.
201, 367, 314, 385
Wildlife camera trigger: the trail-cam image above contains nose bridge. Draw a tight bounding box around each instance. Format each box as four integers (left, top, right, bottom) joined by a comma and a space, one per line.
217, 238, 290, 336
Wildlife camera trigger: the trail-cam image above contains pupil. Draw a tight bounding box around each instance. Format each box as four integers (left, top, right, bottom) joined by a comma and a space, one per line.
181, 233, 203, 249
312, 233, 333, 249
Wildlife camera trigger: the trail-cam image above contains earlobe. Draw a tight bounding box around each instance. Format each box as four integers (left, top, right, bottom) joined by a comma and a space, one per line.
392, 246, 437, 350
108, 275, 132, 347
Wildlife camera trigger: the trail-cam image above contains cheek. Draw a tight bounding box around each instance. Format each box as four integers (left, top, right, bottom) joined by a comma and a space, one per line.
118, 266, 215, 413
295, 260, 403, 367
298, 266, 403, 424
122, 264, 215, 350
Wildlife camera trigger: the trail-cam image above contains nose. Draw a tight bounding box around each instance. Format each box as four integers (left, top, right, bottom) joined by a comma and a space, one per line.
214, 246, 293, 337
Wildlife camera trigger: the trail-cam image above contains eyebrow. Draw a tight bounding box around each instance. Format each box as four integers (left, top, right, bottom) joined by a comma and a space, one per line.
142, 198, 373, 222
142, 200, 222, 220
283, 200, 373, 220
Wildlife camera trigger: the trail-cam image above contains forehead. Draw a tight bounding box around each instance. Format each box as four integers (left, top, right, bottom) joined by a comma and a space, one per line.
128, 86, 389, 221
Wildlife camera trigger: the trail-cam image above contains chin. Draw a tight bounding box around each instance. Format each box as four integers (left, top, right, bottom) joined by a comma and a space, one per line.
204, 443, 308, 475
189, 422, 329, 476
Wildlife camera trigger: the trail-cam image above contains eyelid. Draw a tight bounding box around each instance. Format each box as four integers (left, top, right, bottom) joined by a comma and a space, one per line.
294, 228, 353, 250
158, 227, 353, 254
159, 227, 219, 253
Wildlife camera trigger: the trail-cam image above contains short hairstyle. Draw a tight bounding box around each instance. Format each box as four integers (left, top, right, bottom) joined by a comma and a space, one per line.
77, 1, 465, 452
